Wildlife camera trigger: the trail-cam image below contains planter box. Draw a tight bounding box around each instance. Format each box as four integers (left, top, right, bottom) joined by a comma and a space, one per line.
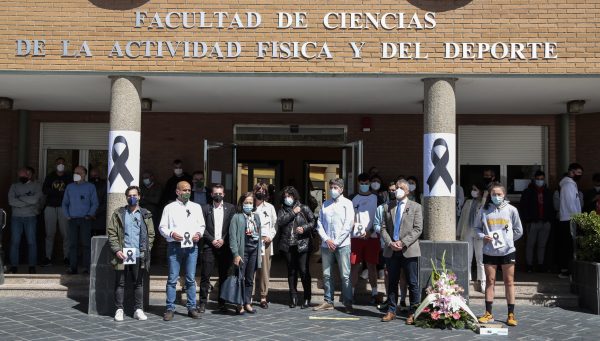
572, 260, 600, 314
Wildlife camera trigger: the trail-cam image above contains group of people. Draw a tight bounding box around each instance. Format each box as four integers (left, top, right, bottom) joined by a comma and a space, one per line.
6, 157, 600, 328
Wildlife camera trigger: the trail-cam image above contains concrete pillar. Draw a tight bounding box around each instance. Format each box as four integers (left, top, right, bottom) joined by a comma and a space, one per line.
17, 110, 29, 168
423, 78, 456, 241
106, 76, 143, 224
559, 113, 570, 173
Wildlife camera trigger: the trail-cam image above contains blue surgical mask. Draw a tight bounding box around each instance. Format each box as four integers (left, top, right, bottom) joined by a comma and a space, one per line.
243, 204, 253, 214
330, 189, 341, 199
491, 195, 504, 206
127, 196, 138, 206
359, 184, 370, 193
284, 197, 294, 207
535, 180, 545, 187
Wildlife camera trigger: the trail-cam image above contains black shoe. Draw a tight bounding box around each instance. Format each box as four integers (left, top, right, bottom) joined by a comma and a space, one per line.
28, 266, 36, 274
63, 258, 69, 267
197, 303, 206, 313
344, 305, 354, 314
82, 268, 89, 275
526, 265, 534, 273
301, 299, 311, 309
259, 300, 269, 309
289, 296, 298, 308
187, 309, 201, 319
9, 267, 17, 274
40, 257, 52, 267
218, 303, 228, 312
163, 310, 175, 321
65, 268, 78, 275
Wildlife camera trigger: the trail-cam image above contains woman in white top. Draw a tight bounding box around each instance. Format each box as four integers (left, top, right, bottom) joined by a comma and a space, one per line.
457, 183, 486, 293
253, 182, 277, 308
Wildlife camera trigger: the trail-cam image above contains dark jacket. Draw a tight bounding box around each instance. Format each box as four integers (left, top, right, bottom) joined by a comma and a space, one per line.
201, 202, 235, 249
276, 203, 316, 254
42, 172, 72, 207
519, 183, 555, 223
107, 206, 155, 271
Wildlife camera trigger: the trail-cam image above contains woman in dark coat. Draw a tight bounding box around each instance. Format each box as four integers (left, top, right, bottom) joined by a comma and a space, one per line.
276, 186, 316, 309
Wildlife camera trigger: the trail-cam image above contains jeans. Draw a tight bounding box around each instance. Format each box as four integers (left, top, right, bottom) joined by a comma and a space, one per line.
241, 239, 259, 305
10, 216, 37, 267
386, 251, 419, 314
114, 260, 145, 311
321, 245, 352, 306
68, 218, 91, 272
44, 206, 69, 260
526, 221, 551, 266
282, 246, 311, 300
166, 242, 198, 311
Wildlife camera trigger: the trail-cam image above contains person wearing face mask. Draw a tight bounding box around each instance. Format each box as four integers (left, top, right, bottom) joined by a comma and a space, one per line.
583, 173, 600, 214
369, 174, 386, 204
519, 171, 555, 273
276, 186, 316, 309
313, 178, 355, 314
252, 182, 277, 309
88, 168, 107, 236
41, 157, 72, 267
475, 182, 523, 327
349, 173, 383, 306
107, 186, 155, 322
228, 192, 262, 315
191, 170, 211, 206
8, 167, 42, 274
406, 176, 422, 204
161, 159, 193, 206
159, 181, 206, 321
198, 184, 235, 313
457, 183, 486, 292
139, 170, 162, 229
380, 179, 423, 324
557, 163, 584, 279
62, 166, 99, 275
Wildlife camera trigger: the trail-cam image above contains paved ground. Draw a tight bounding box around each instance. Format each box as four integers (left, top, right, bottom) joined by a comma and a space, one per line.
0, 297, 598, 340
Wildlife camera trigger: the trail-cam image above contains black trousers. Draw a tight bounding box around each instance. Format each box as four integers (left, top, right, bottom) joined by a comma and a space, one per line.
557, 220, 574, 271
114, 260, 145, 311
282, 246, 311, 300
199, 246, 233, 305
386, 252, 419, 314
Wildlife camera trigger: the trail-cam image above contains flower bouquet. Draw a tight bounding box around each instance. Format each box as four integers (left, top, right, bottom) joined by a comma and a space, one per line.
414, 251, 478, 330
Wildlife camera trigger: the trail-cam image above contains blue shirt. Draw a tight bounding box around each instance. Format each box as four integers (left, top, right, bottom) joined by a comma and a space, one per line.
62, 182, 99, 218
124, 208, 142, 254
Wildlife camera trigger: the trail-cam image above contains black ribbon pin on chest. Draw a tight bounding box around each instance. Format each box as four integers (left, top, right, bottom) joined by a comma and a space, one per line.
426, 138, 454, 192
125, 249, 134, 263
108, 135, 134, 188
492, 232, 503, 247
183, 232, 192, 246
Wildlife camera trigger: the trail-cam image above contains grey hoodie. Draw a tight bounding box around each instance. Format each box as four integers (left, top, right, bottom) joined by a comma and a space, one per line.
8, 181, 42, 217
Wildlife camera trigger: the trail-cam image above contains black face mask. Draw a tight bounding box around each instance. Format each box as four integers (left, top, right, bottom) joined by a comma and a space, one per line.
19, 176, 29, 184
573, 174, 582, 182
212, 194, 224, 203
255, 192, 267, 201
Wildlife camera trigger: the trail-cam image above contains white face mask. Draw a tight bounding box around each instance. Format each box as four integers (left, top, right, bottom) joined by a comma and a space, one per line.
330, 188, 341, 199
174, 168, 183, 176
471, 190, 479, 198
408, 184, 416, 192
56, 164, 65, 172
73, 174, 82, 182
143, 178, 152, 186
535, 180, 545, 187
370, 182, 381, 191
395, 188, 406, 200
284, 197, 294, 207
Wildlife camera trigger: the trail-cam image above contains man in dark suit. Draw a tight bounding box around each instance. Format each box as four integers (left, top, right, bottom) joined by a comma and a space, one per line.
198, 184, 235, 312
380, 179, 423, 325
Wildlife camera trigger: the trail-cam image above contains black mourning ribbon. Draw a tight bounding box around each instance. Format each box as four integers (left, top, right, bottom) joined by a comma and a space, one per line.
125, 249, 134, 263
426, 138, 454, 192
183, 232, 192, 246
108, 135, 134, 188
492, 232, 503, 247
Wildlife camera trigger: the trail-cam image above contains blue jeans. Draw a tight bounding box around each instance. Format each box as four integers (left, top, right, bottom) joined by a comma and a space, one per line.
68, 218, 91, 272
321, 245, 352, 306
10, 216, 37, 267
166, 242, 198, 312
386, 251, 419, 314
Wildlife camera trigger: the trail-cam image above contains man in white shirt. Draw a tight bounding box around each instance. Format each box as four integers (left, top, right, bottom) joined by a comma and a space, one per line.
558, 162, 583, 279
313, 178, 355, 313
160, 181, 206, 321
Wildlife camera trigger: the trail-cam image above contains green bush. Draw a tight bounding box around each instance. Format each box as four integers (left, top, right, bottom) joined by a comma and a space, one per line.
573, 212, 600, 263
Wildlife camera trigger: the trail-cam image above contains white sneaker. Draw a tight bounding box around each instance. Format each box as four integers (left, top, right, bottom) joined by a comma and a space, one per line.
360, 269, 369, 280
114, 309, 124, 322
478, 280, 486, 293
134, 309, 148, 321
378, 269, 385, 279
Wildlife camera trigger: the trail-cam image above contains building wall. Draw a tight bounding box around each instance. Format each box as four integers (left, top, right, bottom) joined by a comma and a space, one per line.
576, 113, 600, 191
0, 0, 598, 73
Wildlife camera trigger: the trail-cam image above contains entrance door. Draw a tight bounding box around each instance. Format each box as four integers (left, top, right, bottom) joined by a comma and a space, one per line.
304, 162, 341, 210
236, 162, 282, 202
342, 140, 363, 195
203, 139, 237, 202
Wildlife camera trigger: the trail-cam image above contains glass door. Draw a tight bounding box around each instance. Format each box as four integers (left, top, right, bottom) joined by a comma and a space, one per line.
236, 162, 281, 203
342, 140, 363, 196
203, 139, 237, 204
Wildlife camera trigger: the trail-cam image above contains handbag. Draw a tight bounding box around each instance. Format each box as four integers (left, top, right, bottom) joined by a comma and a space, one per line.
219, 266, 244, 305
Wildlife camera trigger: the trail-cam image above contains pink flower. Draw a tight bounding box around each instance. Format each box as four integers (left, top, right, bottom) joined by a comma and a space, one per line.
423, 307, 431, 313
453, 312, 461, 320
431, 311, 441, 320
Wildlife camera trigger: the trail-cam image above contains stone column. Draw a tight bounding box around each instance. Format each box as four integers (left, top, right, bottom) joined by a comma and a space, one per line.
559, 113, 570, 173
423, 78, 457, 241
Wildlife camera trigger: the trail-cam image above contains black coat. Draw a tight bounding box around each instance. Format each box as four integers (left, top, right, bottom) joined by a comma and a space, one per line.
519, 184, 555, 223
276, 203, 316, 254
201, 202, 235, 250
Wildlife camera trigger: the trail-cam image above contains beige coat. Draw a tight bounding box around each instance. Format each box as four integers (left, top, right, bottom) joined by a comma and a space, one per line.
380, 199, 423, 258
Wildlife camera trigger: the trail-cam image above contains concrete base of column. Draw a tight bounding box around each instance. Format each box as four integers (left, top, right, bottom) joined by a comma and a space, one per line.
418, 240, 470, 303
88, 236, 149, 316
423, 197, 456, 241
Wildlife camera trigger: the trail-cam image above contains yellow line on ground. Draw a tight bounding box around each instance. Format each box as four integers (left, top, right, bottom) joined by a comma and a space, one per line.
308, 316, 361, 321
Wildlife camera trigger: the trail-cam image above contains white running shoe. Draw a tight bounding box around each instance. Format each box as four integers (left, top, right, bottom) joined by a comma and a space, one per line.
360, 269, 369, 280
134, 309, 148, 321
378, 269, 385, 279
114, 309, 124, 322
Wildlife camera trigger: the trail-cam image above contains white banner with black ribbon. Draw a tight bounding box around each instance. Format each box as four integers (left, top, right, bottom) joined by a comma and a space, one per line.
423, 133, 456, 197
108, 130, 140, 194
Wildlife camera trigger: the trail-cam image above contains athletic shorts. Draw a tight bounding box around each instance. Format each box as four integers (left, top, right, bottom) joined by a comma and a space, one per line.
483, 252, 516, 266
350, 237, 381, 265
